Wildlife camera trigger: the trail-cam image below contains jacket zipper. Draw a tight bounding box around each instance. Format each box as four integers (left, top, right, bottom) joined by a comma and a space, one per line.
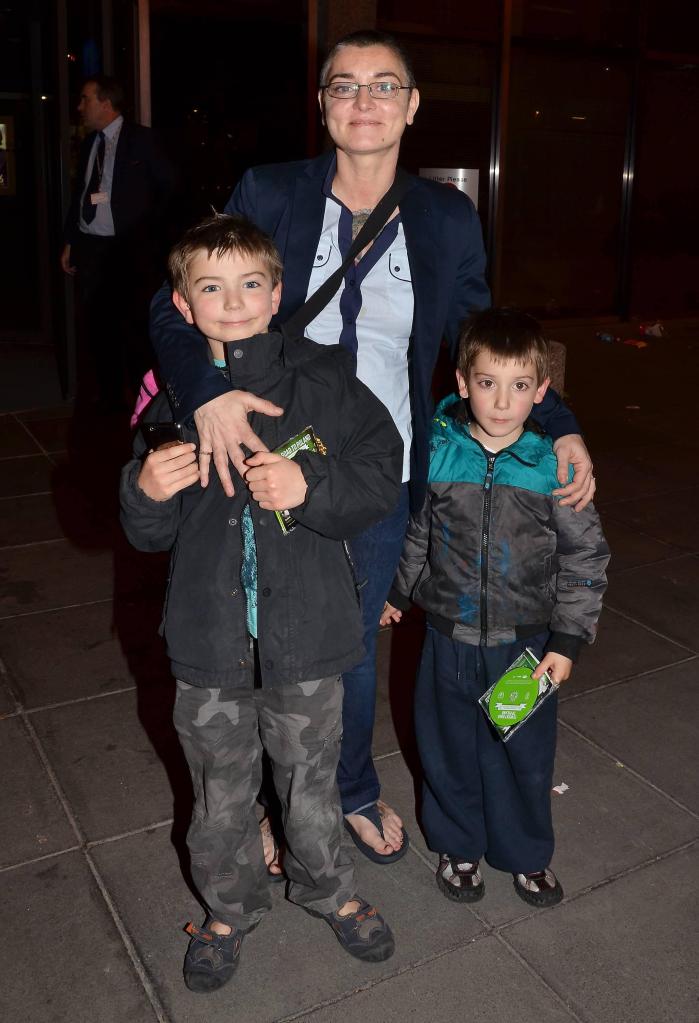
480, 454, 496, 645
342, 540, 362, 607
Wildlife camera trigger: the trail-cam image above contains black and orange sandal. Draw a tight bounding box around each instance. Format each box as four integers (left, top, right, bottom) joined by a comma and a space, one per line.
183, 920, 246, 993
312, 898, 395, 962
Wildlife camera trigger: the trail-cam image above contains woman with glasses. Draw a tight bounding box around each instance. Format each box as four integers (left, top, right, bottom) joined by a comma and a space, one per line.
150, 29, 595, 868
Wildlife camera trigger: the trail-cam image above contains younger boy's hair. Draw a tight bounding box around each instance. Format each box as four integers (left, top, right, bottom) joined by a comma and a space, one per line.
169, 213, 283, 302
457, 307, 550, 385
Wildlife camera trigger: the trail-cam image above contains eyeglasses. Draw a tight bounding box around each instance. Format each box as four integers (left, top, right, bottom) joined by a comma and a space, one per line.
321, 81, 412, 100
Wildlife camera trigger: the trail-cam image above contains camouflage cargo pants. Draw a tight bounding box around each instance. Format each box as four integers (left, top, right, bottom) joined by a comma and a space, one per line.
173, 674, 356, 930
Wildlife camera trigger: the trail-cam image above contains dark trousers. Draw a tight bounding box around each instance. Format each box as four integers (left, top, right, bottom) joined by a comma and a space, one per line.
415, 626, 557, 874
339, 483, 410, 813
73, 232, 156, 404
174, 675, 356, 930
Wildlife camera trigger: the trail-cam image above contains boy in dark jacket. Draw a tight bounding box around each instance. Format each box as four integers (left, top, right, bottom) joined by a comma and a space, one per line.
381, 308, 609, 909
120, 215, 403, 992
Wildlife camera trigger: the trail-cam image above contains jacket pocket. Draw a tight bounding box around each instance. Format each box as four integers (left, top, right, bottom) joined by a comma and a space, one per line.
311, 239, 334, 269
388, 247, 412, 282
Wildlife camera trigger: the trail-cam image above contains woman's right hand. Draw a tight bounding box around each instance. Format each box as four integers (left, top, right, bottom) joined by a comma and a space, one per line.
194, 391, 284, 496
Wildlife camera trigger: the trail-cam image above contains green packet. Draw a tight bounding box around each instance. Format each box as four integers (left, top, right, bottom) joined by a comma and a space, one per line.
478, 648, 558, 743
273, 426, 326, 535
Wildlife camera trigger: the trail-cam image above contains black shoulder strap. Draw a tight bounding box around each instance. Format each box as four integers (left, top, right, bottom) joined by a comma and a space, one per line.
282, 167, 413, 339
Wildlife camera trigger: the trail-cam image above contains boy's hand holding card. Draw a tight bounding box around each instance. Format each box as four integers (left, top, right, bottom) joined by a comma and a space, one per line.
245, 451, 308, 511
479, 648, 560, 743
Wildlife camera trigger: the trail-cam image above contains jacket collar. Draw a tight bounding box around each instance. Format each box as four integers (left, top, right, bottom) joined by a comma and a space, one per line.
433, 394, 547, 465
222, 329, 329, 393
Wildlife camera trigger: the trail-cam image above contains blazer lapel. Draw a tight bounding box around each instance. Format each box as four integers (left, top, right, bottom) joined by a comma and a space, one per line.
278, 152, 335, 321
400, 180, 440, 349
110, 120, 130, 213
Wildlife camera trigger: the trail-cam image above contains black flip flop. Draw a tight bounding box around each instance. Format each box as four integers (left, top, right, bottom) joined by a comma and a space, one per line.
343, 803, 409, 865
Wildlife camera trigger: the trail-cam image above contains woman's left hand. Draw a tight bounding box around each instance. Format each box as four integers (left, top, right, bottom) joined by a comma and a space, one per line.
552, 433, 596, 511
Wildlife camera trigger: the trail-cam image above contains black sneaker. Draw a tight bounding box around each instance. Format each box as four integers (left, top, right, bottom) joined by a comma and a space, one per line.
513, 868, 564, 907
183, 921, 245, 993
436, 855, 485, 902
319, 898, 395, 962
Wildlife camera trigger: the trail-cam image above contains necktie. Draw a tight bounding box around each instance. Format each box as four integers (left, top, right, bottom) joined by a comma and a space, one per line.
81, 131, 105, 224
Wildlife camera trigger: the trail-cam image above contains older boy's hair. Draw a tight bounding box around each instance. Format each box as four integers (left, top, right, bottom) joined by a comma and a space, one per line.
457, 307, 550, 385
168, 214, 283, 302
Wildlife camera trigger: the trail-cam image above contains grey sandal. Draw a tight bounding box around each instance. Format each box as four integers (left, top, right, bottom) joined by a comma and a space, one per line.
436, 854, 485, 902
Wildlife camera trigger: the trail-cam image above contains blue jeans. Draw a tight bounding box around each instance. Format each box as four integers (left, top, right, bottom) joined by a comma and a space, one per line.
338, 484, 410, 814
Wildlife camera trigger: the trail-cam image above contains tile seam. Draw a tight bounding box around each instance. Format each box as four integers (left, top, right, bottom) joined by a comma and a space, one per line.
559, 653, 698, 703
558, 719, 699, 820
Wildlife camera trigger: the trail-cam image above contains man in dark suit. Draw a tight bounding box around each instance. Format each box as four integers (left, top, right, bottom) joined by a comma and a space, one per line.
61, 75, 177, 409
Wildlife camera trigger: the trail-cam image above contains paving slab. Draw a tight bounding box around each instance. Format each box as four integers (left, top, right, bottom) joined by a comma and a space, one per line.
0, 414, 40, 456
0, 493, 65, 546
560, 607, 692, 700
0, 716, 77, 868
0, 597, 168, 708
92, 823, 487, 1023
0, 536, 167, 618
597, 515, 681, 574
604, 555, 699, 651
0, 540, 114, 616
31, 685, 190, 842
503, 844, 699, 1023
295, 933, 578, 1023
16, 403, 74, 422
0, 674, 16, 716
0, 851, 157, 1022
602, 486, 699, 554
0, 453, 54, 497
560, 662, 699, 813
374, 726, 699, 927
593, 442, 698, 505
19, 414, 73, 453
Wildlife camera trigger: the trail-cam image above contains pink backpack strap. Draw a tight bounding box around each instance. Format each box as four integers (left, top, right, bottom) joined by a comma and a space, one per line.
130, 368, 161, 427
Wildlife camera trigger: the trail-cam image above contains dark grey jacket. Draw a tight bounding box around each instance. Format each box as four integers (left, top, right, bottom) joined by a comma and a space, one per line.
120, 331, 403, 689
389, 396, 609, 661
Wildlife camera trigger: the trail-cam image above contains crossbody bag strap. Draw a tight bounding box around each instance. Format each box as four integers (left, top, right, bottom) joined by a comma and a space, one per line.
281, 167, 413, 339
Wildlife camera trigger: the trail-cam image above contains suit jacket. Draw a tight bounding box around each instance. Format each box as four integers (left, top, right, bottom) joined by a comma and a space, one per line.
150, 151, 580, 511
63, 120, 177, 247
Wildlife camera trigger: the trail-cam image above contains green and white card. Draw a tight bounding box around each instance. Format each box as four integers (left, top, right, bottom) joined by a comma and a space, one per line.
273, 426, 324, 535
479, 648, 558, 742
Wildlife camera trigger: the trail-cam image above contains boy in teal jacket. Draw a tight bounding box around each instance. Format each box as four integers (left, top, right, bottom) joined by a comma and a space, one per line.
382, 308, 609, 907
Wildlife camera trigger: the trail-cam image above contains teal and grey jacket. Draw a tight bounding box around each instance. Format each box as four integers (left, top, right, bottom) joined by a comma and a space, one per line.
388, 395, 609, 661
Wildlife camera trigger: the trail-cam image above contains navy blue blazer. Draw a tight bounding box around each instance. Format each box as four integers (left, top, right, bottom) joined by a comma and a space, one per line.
150, 151, 579, 510
63, 120, 177, 246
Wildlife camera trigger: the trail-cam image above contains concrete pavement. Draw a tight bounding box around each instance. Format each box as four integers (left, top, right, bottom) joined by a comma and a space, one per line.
1, 322, 697, 1022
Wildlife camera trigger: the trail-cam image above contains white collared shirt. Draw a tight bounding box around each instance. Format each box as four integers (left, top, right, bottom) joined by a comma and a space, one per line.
304, 197, 415, 481
79, 114, 123, 237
